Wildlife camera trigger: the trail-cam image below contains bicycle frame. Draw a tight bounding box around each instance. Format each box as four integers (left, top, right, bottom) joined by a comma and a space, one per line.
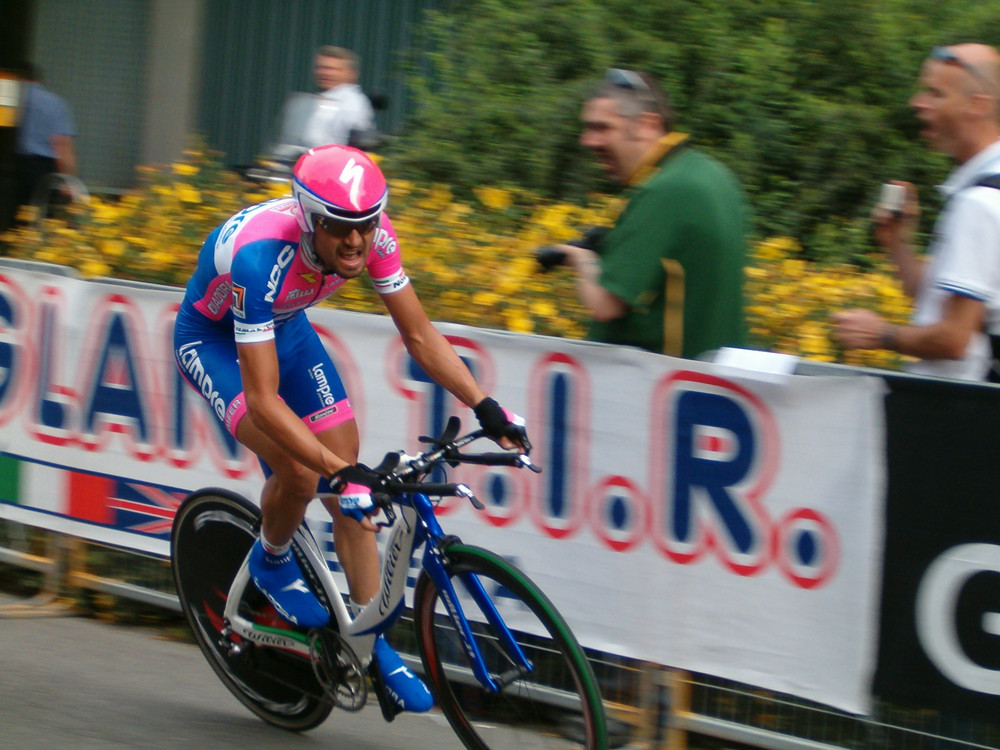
219, 488, 533, 694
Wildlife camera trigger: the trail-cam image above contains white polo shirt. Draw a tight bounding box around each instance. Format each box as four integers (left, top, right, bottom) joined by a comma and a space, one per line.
302, 84, 375, 148
908, 139, 1000, 381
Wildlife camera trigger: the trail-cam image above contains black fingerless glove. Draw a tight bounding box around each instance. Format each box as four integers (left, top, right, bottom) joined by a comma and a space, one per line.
328, 463, 381, 494
474, 397, 532, 452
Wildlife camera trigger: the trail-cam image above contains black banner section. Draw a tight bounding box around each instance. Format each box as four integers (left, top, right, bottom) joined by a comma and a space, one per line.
873, 373, 1000, 720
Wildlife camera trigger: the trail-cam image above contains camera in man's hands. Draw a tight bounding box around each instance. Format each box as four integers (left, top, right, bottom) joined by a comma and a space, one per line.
876, 183, 906, 217
575, 225, 609, 252
534, 226, 609, 272
535, 245, 569, 271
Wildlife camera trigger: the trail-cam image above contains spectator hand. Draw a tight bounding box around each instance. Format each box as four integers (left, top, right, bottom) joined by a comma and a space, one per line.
474, 397, 532, 453
535, 227, 609, 273
871, 181, 919, 251
831, 308, 889, 351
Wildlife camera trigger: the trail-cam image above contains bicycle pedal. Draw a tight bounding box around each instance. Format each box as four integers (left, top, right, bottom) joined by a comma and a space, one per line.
367, 654, 402, 722
218, 632, 247, 658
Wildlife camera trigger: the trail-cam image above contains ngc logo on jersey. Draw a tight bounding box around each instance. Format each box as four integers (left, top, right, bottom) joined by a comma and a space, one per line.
373, 227, 397, 259
265, 244, 296, 303
310, 363, 336, 405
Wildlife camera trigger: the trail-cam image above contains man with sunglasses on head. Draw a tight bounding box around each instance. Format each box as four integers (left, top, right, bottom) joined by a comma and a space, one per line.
833, 44, 1000, 381
173, 144, 530, 715
539, 69, 748, 358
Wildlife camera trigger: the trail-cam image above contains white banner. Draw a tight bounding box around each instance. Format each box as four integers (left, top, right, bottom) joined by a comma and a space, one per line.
0, 262, 885, 714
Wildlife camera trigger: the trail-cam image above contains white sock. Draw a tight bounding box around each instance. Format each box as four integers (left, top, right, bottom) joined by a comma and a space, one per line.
260, 531, 291, 557
349, 598, 370, 619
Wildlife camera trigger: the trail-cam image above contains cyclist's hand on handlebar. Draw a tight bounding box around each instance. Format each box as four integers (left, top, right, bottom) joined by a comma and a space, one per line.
338, 482, 376, 523
474, 397, 532, 453
329, 464, 381, 524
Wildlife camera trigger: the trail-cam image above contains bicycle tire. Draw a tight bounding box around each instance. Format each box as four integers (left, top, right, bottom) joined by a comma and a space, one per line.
413, 544, 608, 750
170, 488, 334, 731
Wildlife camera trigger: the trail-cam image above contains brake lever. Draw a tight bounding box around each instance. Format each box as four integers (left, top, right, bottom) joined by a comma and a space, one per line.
517, 454, 543, 474
455, 483, 485, 510
371, 491, 396, 529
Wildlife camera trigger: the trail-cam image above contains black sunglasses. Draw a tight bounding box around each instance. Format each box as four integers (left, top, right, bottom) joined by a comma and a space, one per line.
929, 46, 997, 96
315, 215, 379, 237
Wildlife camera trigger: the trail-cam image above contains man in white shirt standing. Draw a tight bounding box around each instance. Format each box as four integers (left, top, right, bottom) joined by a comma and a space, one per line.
833, 43, 1000, 382
272, 46, 377, 159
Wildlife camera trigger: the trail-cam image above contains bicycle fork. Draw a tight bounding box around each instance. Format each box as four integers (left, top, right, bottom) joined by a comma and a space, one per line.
420, 539, 534, 691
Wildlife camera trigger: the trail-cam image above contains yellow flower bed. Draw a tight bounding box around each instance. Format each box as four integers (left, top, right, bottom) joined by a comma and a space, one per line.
0, 147, 913, 370
746, 237, 912, 370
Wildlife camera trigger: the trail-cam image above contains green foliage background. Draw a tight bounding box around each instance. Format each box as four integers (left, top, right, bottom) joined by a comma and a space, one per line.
383, 0, 1000, 262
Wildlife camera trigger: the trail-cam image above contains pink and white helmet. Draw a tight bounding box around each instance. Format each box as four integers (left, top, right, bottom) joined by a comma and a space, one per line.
291, 144, 388, 233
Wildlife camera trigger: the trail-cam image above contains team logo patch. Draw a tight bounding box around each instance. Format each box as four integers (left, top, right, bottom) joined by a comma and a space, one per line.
232, 284, 247, 318
309, 405, 339, 423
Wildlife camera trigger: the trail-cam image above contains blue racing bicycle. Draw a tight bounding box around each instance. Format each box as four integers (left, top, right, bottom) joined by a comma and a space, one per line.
171, 417, 609, 750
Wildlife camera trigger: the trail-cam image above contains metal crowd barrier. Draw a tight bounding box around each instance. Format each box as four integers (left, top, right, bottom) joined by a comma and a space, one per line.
4, 520, 999, 750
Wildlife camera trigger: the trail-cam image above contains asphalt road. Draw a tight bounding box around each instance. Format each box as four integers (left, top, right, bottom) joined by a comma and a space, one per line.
0, 592, 466, 750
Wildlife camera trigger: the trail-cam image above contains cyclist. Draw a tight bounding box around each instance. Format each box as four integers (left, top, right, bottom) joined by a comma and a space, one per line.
173, 144, 530, 714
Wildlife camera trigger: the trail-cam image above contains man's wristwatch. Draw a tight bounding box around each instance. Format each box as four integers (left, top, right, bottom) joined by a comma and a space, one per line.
879, 324, 898, 351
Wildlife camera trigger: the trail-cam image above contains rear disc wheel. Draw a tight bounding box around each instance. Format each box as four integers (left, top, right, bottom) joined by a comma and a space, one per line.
171, 488, 334, 731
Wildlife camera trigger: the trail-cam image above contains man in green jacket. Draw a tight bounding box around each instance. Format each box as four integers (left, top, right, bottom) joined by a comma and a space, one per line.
544, 69, 748, 358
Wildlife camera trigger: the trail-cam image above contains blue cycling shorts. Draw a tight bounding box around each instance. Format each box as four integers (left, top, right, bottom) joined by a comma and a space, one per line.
174, 309, 354, 442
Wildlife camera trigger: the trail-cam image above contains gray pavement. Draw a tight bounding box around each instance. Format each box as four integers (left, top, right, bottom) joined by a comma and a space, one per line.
0, 592, 463, 750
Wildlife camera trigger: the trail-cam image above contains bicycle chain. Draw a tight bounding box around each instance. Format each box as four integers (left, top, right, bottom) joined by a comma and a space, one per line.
308, 628, 368, 711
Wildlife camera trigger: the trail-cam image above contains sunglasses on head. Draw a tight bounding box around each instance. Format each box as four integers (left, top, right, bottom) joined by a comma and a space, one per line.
605, 67, 671, 120
606, 68, 653, 98
929, 46, 998, 96
315, 215, 379, 237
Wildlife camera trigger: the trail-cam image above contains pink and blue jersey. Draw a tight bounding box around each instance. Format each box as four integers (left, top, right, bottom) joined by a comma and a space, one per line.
179, 197, 408, 339
174, 198, 408, 441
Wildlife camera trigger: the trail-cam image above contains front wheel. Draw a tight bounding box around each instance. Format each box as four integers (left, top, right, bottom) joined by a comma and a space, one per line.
170, 488, 334, 731
413, 544, 608, 750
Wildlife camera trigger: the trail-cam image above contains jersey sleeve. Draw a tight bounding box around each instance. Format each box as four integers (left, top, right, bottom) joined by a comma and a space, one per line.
366, 214, 410, 295
230, 239, 290, 343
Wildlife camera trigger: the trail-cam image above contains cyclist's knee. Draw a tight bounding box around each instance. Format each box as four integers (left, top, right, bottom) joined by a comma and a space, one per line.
269, 462, 321, 504
330, 505, 371, 534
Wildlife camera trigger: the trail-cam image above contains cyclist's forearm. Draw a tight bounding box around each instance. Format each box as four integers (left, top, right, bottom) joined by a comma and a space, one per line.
383, 286, 487, 408
404, 327, 486, 408
246, 394, 348, 478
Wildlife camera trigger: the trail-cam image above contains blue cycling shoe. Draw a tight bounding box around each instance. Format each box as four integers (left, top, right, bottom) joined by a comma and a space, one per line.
373, 635, 434, 714
247, 538, 329, 629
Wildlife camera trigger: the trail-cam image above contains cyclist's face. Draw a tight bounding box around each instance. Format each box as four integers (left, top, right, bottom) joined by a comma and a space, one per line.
312, 218, 377, 278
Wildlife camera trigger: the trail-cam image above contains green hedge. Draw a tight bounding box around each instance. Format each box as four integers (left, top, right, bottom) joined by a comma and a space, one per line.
383, 0, 1000, 261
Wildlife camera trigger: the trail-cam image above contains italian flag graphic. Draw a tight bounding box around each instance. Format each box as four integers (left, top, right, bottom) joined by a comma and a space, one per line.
0, 454, 115, 523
